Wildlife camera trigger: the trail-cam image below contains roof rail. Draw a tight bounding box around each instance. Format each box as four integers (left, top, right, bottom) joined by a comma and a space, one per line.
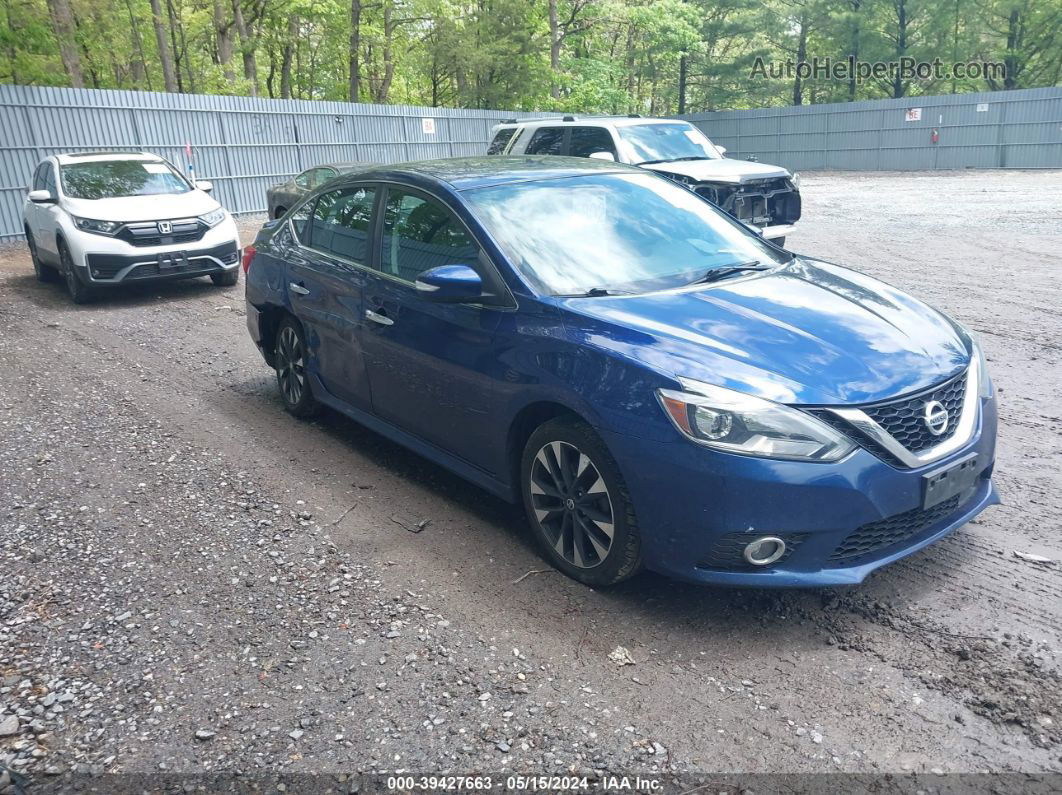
562, 115, 576, 122
66, 150, 149, 158
628, 113, 641, 118
502, 118, 517, 124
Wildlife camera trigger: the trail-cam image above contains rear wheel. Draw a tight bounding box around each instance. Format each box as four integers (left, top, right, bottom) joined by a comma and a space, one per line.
26, 226, 57, 283
520, 418, 642, 587
59, 241, 92, 304
211, 269, 239, 287
274, 316, 320, 418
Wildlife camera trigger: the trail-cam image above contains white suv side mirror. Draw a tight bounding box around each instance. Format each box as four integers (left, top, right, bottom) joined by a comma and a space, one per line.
588, 151, 616, 162
28, 189, 55, 203
195, 180, 214, 193
717, 146, 727, 156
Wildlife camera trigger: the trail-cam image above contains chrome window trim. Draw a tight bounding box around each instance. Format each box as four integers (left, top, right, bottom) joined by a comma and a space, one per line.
826, 365, 979, 469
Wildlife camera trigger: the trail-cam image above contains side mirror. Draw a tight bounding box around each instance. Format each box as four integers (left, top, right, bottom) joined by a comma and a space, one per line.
415, 264, 484, 303
28, 189, 55, 204
588, 151, 616, 161
262, 219, 280, 230
716, 146, 727, 156
195, 180, 214, 193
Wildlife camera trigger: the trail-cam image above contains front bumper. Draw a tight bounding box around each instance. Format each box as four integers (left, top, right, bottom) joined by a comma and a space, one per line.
74, 217, 240, 285
602, 396, 998, 587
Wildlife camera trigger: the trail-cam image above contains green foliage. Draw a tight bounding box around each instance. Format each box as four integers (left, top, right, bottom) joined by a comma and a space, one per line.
0, 0, 1058, 109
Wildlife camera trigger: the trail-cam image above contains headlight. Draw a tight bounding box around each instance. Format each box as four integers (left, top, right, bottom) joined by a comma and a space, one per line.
73, 216, 121, 235
657, 379, 855, 462
971, 336, 993, 399
199, 208, 227, 227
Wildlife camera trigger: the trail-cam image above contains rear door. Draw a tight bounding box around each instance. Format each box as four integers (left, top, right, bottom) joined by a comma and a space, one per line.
568, 127, 618, 159
360, 185, 504, 471
286, 184, 378, 410
523, 126, 568, 156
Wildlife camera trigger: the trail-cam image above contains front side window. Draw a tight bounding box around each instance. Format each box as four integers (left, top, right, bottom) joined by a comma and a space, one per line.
380, 189, 479, 283
310, 186, 376, 263
617, 123, 722, 164
525, 127, 566, 156
60, 159, 190, 199
464, 172, 787, 296
295, 169, 314, 189
569, 127, 616, 159
290, 200, 313, 244
32, 163, 48, 191
487, 128, 517, 155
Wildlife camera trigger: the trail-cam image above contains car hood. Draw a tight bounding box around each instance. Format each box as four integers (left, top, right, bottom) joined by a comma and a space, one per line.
641, 158, 790, 185
62, 190, 219, 223
558, 258, 969, 406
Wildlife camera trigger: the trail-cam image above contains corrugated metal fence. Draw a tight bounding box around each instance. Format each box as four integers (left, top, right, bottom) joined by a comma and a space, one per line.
0, 85, 549, 241
680, 86, 1062, 172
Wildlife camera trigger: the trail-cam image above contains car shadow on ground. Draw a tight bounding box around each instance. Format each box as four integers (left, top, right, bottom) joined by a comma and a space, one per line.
10, 272, 237, 310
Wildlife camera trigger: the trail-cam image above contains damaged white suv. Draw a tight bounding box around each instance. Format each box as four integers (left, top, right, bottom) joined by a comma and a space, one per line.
488, 116, 801, 245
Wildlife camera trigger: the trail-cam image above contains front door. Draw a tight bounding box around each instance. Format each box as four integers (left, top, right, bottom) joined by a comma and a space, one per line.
360, 186, 502, 472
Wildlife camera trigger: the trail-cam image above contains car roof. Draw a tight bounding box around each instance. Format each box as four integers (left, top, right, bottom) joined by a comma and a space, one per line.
343, 155, 639, 191
493, 116, 686, 131
53, 151, 163, 165
304, 161, 374, 172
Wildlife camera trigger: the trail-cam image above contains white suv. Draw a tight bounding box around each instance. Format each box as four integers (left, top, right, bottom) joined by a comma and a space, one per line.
23, 152, 241, 303
488, 116, 801, 244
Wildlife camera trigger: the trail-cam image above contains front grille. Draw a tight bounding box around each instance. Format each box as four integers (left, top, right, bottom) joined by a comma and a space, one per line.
828, 495, 960, 564
696, 533, 805, 571
863, 372, 966, 452
116, 220, 206, 247
808, 409, 906, 468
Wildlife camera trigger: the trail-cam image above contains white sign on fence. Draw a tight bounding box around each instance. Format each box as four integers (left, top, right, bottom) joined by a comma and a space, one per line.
977, 103, 989, 112
905, 108, 922, 122
422, 117, 436, 135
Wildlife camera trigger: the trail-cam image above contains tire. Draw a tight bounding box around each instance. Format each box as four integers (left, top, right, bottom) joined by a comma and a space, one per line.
520, 417, 642, 587
59, 241, 93, 304
26, 226, 58, 283
273, 316, 320, 418
211, 269, 239, 287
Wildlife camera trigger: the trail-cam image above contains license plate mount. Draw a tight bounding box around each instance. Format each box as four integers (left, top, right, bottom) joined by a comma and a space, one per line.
157, 251, 189, 270
922, 453, 980, 510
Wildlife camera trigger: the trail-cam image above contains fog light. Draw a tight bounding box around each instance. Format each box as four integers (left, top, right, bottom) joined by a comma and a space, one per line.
92, 269, 100, 277
743, 536, 787, 566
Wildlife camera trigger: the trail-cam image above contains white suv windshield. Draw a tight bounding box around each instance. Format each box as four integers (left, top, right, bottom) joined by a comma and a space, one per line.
618, 123, 722, 165
465, 172, 786, 296
60, 160, 191, 200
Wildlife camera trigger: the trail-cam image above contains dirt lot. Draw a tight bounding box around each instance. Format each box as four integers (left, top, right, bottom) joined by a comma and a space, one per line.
1, 170, 1061, 790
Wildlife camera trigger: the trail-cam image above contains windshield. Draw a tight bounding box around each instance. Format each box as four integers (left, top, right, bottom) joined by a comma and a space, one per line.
618, 123, 722, 164
60, 160, 191, 200
464, 172, 787, 296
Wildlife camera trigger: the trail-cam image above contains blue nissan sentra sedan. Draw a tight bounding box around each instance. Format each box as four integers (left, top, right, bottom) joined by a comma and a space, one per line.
243, 156, 997, 588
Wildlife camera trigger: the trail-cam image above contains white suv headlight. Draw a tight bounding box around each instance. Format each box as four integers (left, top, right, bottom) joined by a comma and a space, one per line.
199, 208, 227, 227
657, 379, 855, 462
73, 216, 121, 236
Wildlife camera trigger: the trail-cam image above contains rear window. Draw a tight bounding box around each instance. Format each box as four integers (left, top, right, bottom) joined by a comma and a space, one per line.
61, 160, 190, 200
525, 127, 566, 155
487, 128, 517, 155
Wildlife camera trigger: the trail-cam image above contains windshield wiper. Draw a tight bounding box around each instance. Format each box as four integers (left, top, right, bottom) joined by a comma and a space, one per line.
637, 156, 712, 165
688, 261, 770, 285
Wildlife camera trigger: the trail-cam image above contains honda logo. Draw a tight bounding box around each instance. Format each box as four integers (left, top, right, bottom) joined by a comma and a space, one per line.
157, 221, 172, 234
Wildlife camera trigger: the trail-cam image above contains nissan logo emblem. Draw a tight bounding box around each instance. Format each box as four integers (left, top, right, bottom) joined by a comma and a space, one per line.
158, 221, 172, 234
923, 400, 949, 436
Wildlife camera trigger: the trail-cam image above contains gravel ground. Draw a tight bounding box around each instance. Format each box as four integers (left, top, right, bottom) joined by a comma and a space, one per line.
1, 170, 1061, 792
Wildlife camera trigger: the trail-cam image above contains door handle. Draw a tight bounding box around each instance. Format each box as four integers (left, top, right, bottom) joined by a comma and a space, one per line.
365, 308, 394, 326
289, 282, 310, 296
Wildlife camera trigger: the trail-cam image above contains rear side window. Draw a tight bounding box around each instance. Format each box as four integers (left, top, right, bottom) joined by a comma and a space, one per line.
380, 188, 479, 283
525, 127, 566, 155
310, 186, 377, 264
569, 127, 617, 159
290, 200, 313, 244
487, 128, 517, 155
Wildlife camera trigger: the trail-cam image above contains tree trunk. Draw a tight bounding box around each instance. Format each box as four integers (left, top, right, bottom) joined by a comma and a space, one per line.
45, 0, 84, 88
214, 0, 235, 82
677, 53, 687, 114
891, 0, 907, 97
125, 0, 151, 89
349, 0, 361, 101
148, 0, 178, 91
232, 0, 258, 94
280, 16, 296, 98
375, 3, 395, 103
548, 0, 561, 99
848, 0, 861, 101
793, 12, 807, 105
1003, 8, 1021, 89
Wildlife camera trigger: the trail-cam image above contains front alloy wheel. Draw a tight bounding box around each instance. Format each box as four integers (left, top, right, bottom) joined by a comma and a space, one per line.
274, 318, 319, 418
530, 441, 615, 568
521, 418, 641, 586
